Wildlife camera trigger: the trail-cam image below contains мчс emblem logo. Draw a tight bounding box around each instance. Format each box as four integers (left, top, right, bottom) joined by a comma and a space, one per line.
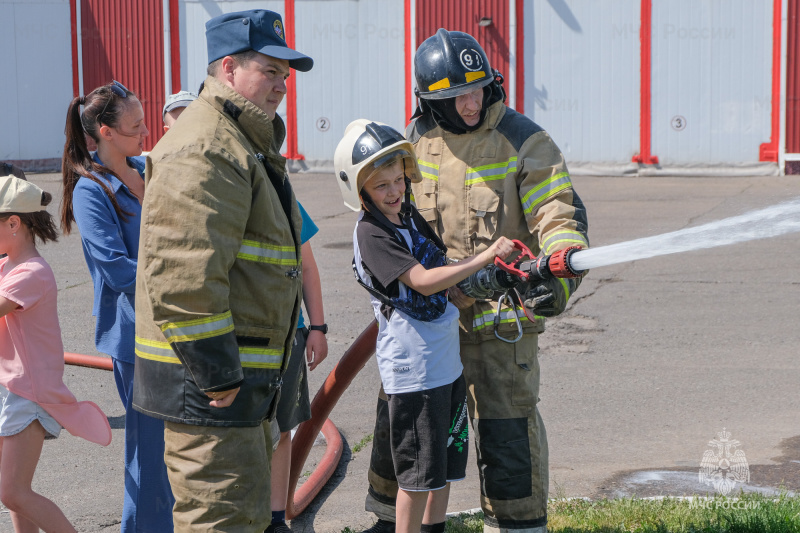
698, 428, 750, 496
273, 19, 285, 40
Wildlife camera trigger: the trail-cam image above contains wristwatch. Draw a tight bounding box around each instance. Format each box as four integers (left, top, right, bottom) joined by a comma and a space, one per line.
309, 324, 328, 335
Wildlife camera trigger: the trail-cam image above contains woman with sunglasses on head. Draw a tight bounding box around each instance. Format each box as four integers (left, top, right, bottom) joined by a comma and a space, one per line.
61, 81, 174, 532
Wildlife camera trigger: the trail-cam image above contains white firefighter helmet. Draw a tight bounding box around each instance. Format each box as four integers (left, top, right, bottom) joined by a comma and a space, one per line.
334, 119, 422, 212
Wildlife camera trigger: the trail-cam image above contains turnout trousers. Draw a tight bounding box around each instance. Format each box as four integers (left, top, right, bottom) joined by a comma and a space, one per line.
366, 335, 548, 532
164, 420, 274, 532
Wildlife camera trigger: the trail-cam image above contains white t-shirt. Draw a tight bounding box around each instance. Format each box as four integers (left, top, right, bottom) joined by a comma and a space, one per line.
353, 210, 462, 394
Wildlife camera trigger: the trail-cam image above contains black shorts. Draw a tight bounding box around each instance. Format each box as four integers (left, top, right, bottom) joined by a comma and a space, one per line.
274, 328, 312, 432
386, 374, 469, 491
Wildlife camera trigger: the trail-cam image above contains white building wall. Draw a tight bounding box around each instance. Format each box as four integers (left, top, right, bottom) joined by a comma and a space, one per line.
651, 0, 773, 164
1, 0, 73, 165
523, 1, 640, 165
294, 0, 405, 166
180, 0, 284, 96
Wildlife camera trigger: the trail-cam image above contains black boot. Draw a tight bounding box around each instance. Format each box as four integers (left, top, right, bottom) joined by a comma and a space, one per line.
359, 519, 396, 533
265, 522, 293, 533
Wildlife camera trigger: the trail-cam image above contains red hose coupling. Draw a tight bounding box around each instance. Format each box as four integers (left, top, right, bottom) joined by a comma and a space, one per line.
548, 246, 584, 278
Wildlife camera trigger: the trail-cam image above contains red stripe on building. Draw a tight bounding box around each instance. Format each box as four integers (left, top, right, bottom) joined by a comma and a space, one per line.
283, 0, 304, 160
405, 0, 413, 124
759, 0, 782, 161
515, 0, 524, 114
632, 0, 658, 165
785, 0, 799, 154
70, 0, 79, 97
169, 0, 181, 93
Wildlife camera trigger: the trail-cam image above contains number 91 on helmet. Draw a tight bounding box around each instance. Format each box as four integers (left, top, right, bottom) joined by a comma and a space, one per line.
333, 119, 422, 212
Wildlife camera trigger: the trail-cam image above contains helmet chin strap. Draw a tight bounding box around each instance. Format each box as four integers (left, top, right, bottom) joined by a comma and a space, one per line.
400, 159, 413, 225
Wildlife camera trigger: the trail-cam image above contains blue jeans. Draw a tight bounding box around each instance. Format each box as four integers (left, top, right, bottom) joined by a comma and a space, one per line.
113, 359, 175, 532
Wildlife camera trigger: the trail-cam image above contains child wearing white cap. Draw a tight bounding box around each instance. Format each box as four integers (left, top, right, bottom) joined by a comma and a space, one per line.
0, 176, 111, 532
162, 90, 198, 131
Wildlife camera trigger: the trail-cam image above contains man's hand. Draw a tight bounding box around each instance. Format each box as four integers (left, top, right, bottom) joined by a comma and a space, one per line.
448, 286, 475, 310
206, 387, 240, 408
523, 277, 579, 317
306, 330, 328, 371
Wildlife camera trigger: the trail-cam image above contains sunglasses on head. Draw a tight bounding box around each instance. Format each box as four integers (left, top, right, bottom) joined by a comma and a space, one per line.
97, 80, 131, 125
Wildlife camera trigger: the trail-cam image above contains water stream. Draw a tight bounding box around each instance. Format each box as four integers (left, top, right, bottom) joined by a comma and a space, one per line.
569, 197, 800, 272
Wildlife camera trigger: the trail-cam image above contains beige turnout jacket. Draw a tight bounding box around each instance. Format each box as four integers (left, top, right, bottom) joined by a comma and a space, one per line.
133, 76, 303, 426
408, 100, 589, 343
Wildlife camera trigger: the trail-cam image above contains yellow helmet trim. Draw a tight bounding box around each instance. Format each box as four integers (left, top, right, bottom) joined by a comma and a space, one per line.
428, 78, 451, 91
465, 71, 486, 83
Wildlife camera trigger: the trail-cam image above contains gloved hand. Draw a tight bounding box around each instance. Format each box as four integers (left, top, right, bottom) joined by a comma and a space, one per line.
523, 276, 581, 317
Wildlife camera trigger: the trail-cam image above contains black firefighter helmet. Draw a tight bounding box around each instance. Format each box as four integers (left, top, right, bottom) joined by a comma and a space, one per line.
414, 28, 494, 100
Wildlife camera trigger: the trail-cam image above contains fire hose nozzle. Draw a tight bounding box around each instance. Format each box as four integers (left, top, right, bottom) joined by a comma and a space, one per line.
546, 246, 586, 278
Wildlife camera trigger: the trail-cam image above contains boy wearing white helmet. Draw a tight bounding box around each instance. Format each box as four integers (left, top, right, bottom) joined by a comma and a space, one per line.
335, 120, 514, 533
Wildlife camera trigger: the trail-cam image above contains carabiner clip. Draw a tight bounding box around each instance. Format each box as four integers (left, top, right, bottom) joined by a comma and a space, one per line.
493, 291, 523, 344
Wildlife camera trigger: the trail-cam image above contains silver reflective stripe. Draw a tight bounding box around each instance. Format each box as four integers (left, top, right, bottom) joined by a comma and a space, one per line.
161, 312, 235, 343
239, 347, 283, 369
465, 157, 517, 185
473, 307, 529, 331
542, 230, 588, 255
135, 337, 180, 364
522, 172, 573, 215
238, 240, 298, 265
418, 159, 440, 181
136, 337, 283, 369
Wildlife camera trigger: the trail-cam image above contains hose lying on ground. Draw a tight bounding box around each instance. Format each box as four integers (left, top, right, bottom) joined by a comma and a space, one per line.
64, 321, 380, 518
287, 320, 379, 518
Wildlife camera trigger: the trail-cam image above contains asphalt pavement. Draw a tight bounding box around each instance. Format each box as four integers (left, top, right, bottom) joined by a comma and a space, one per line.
3, 171, 799, 532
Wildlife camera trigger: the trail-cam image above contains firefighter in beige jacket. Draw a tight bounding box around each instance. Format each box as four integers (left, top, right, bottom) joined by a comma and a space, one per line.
133, 10, 313, 532
363, 30, 589, 533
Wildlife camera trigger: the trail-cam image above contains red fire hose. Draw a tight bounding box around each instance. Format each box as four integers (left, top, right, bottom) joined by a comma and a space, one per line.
64, 320, 380, 519
287, 320, 378, 518
64, 352, 114, 371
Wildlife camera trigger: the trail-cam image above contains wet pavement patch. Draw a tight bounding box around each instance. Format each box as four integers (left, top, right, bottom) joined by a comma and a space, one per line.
322, 241, 352, 249
594, 435, 800, 499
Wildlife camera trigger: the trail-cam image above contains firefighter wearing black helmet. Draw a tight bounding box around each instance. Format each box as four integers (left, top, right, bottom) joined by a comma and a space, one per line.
361, 29, 589, 533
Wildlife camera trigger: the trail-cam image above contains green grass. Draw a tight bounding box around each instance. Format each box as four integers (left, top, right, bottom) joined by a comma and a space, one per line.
352, 433, 374, 454
442, 493, 800, 533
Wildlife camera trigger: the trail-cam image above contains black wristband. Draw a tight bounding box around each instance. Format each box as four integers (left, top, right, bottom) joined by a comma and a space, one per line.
308, 324, 328, 334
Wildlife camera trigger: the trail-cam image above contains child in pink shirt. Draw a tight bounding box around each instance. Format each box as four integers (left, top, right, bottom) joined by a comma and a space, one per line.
0, 175, 111, 532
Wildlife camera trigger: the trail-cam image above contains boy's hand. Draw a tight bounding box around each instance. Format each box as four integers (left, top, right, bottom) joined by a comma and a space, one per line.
484, 237, 515, 263
306, 330, 328, 371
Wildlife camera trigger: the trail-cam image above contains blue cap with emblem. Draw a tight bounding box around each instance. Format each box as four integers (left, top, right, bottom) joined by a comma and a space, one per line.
205, 9, 313, 72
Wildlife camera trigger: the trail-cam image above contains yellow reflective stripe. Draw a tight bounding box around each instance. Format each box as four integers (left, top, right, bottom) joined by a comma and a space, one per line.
472, 307, 533, 331
239, 347, 283, 369
135, 337, 283, 369
238, 240, 298, 265
558, 277, 571, 300
543, 230, 589, 255
465, 71, 486, 83
465, 157, 517, 186
428, 78, 451, 91
135, 337, 181, 364
521, 172, 572, 215
418, 159, 439, 182
544, 239, 587, 255
161, 311, 235, 343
